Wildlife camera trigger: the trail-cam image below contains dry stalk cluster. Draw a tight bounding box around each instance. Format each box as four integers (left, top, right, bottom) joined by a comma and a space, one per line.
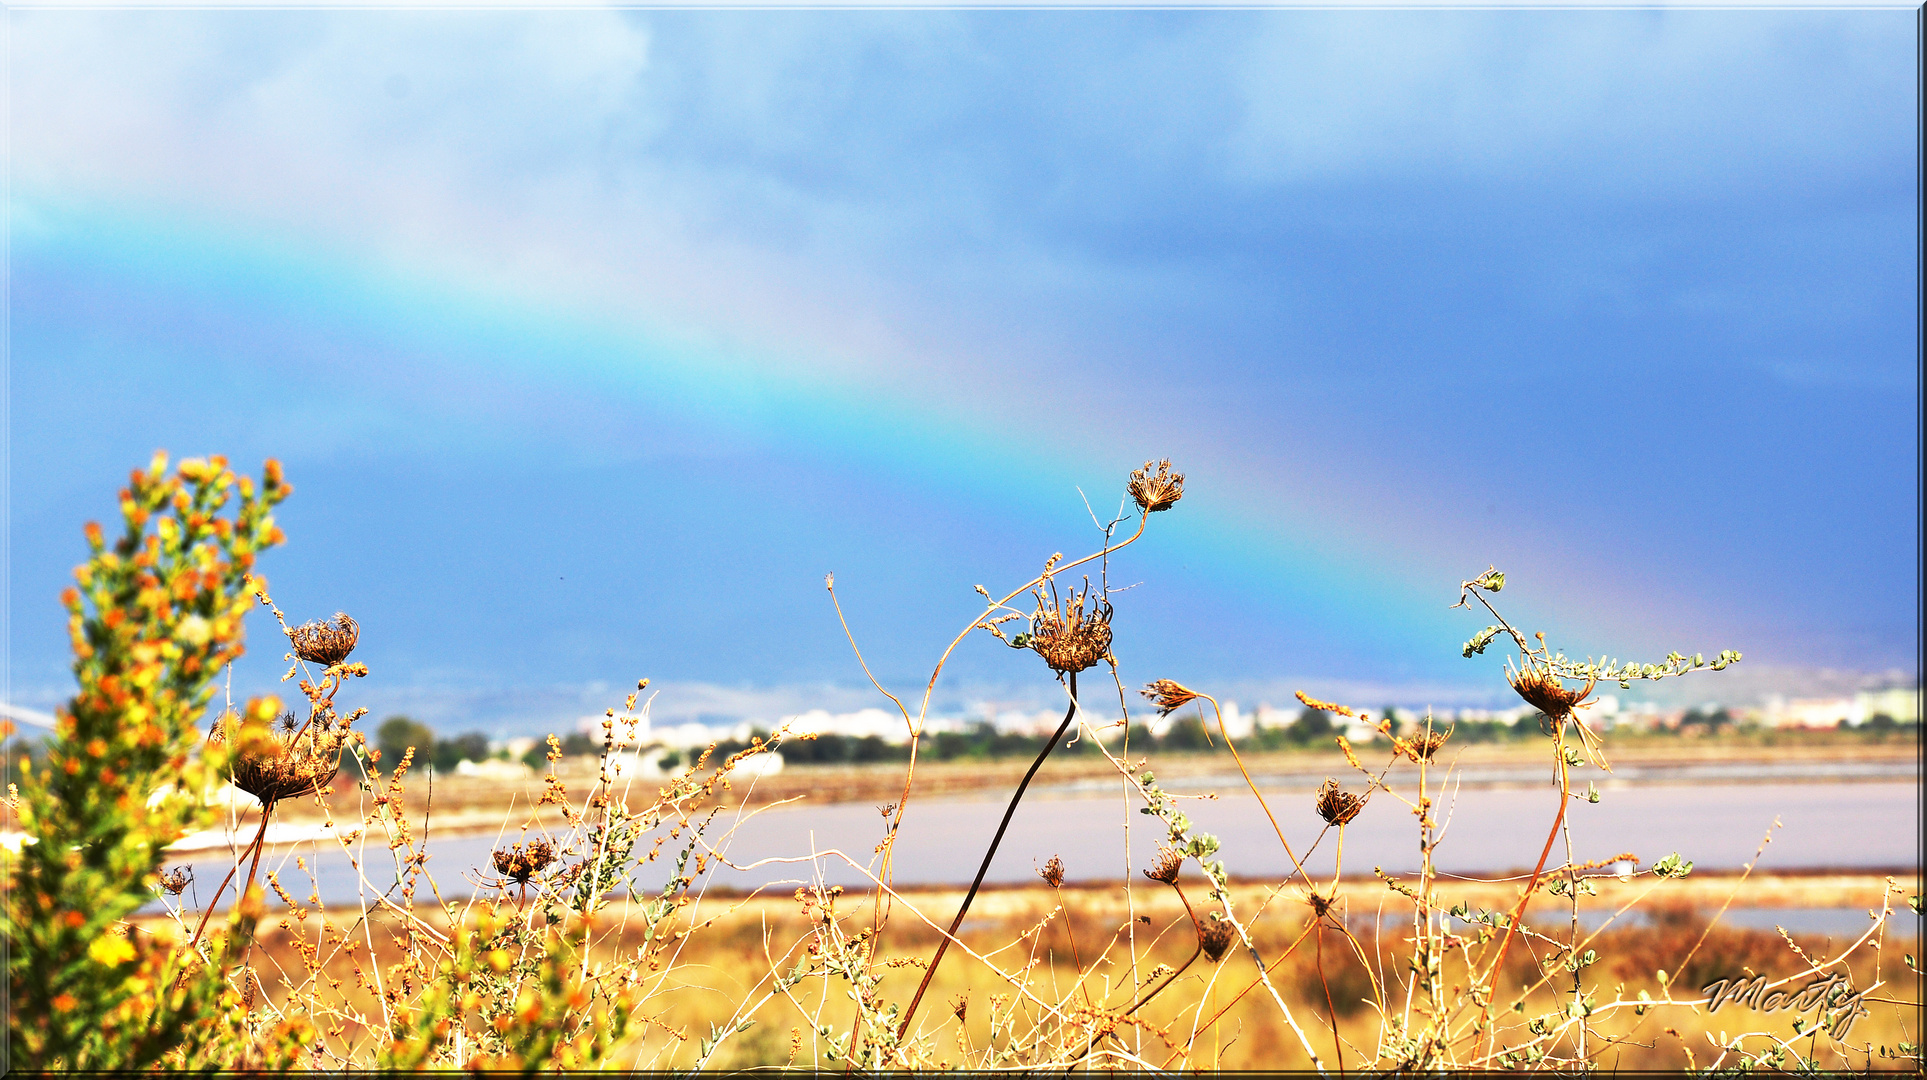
10, 454, 1918, 1074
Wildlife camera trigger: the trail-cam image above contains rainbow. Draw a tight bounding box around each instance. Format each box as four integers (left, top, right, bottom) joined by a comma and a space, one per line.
16, 192, 1578, 688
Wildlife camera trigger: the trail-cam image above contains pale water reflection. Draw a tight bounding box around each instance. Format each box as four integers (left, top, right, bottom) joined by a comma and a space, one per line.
150, 781, 1918, 914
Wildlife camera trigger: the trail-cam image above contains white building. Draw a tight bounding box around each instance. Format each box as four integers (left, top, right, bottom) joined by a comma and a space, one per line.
1759, 696, 1856, 729
1854, 687, 1920, 725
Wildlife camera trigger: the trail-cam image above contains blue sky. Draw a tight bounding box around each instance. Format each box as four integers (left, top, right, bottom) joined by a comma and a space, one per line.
8, 8, 1919, 736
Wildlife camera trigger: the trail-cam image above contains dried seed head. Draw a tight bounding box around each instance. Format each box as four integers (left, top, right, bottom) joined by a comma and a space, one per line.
277, 710, 302, 733
1028, 580, 1113, 674
158, 866, 193, 896
288, 612, 359, 667
1127, 459, 1185, 514
1395, 728, 1451, 763
230, 718, 345, 807
1144, 846, 1184, 884
492, 838, 556, 885
952, 995, 968, 1022
1315, 778, 1362, 827
1199, 917, 1237, 962
1141, 679, 1201, 717
1039, 855, 1066, 889
1508, 669, 1594, 720
1305, 889, 1335, 919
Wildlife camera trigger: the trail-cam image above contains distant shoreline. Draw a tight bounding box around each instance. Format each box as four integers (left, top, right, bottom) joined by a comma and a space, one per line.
162, 740, 1920, 858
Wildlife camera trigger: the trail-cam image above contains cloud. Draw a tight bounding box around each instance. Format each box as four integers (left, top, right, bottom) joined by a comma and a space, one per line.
9, 9, 1915, 699
18, 11, 1912, 262
1224, 12, 1913, 194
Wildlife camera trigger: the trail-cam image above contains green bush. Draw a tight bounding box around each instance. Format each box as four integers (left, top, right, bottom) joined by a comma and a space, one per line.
3, 453, 290, 1069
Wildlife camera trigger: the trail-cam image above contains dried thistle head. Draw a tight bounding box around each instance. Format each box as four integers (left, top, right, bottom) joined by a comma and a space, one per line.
1395, 728, 1451, 763
277, 710, 302, 734
1315, 778, 1362, 827
288, 612, 359, 667
158, 866, 193, 896
492, 838, 557, 886
1141, 679, 1201, 717
1305, 889, 1335, 919
1508, 669, 1594, 720
1039, 855, 1066, 889
1028, 579, 1113, 674
229, 718, 345, 807
1127, 459, 1185, 514
1144, 846, 1184, 885
1199, 917, 1237, 962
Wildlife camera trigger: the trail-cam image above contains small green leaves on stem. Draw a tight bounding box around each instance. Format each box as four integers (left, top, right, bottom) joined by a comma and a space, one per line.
1653, 852, 1694, 879
1463, 626, 1503, 658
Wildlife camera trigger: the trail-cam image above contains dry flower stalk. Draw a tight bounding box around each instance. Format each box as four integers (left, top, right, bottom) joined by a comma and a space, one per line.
1199, 918, 1237, 962
1395, 728, 1451, 763
288, 611, 359, 667
1127, 459, 1185, 513
492, 839, 557, 886
1038, 855, 1066, 889
1028, 580, 1113, 674
1507, 668, 1594, 719
1294, 690, 1357, 718
1314, 779, 1362, 827
1141, 678, 1201, 716
225, 711, 348, 807
79, 463, 1786, 1074
1144, 846, 1184, 884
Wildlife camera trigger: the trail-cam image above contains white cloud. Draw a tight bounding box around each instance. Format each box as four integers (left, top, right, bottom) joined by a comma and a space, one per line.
1223, 12, 1912, 193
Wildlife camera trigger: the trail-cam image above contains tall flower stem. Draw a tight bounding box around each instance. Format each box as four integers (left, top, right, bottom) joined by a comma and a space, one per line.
896, 670, 1080, 1045
1203, 692, 1313, 888
1477, 722, 1572, 1063
191, 809, 272, 947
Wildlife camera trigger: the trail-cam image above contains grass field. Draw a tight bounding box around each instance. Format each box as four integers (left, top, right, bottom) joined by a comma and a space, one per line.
187, 872, 1919, 1071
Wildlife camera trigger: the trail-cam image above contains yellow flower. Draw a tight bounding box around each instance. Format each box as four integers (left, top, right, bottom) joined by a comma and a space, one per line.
89, 934, 137, 967
175, 613, 213, 646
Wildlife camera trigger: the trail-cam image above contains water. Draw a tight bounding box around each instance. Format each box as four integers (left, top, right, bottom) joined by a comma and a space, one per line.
1093, 757, 1919, 794
1439, 906, 1922, 938
146, 780, 1918, 917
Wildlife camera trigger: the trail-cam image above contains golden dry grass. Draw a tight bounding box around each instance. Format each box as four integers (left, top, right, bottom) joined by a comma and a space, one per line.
196, 873, 1921, 1072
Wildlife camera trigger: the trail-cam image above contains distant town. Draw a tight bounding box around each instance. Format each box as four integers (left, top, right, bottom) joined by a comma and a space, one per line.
423, 683, 1924, 780
5, 684, 1918, 785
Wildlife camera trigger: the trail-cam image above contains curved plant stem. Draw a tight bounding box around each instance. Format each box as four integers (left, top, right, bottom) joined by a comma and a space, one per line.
1315, 921, 1345, 1075
876, 515, 1150, 887
1051, 881, 1095, 1014
191, 808, 272, 947
896, 670, 1081, 1045
1478, 724, 1572, 1063
1204, 693, 1313, 887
